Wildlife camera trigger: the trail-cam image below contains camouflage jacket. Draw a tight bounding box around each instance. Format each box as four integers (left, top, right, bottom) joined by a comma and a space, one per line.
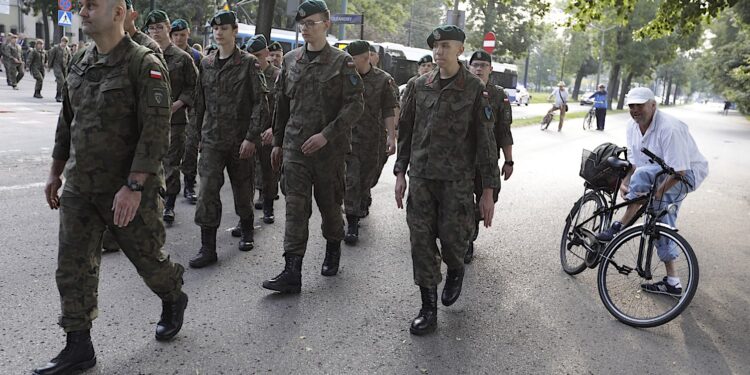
273, 43, 364, 156
486, 83, 514, 151
130, 30, 162, 56
27, 49, 46, 74
5, 42, 22, 66
192, 46, 268, 151
394, 66, 500, 188
163, 44, 198, 125
353, 65, 397, 150
400, 74, 420, 109
262, 63, 280, 130
52, 35, 172, 194
47, 44, 71, 72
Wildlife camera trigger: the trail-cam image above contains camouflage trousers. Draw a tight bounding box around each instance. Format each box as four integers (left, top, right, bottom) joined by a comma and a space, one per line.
194, 146, 254, 228
164, 124, 187, 196
369, 134, 389, 190
256, 144, 279, 200
53, 68, 66, 99
181, 118, 199, 181
344, 147, 379, 217
6, 63, 23, 86
406, 177, 474, 287
281, 149, 345, 256
472, 169, 500, 241
57, 186, 184, 332
31, 68, 44, 92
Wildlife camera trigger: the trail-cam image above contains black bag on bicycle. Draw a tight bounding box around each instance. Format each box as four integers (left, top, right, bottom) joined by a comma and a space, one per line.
579, 142, 627, 192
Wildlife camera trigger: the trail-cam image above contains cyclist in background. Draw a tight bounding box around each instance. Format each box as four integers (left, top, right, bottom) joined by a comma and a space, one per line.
588, 84, 608, 130
546, 81, 568, 131
596, 87, 709, 296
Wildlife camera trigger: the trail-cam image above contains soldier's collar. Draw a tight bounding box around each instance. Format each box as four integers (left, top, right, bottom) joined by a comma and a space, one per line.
90, 35, 133, 67
426, 65, 466, 91
295, 42, 333, 64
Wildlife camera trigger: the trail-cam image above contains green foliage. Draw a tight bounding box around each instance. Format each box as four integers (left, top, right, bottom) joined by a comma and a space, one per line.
465, 0, 549, 58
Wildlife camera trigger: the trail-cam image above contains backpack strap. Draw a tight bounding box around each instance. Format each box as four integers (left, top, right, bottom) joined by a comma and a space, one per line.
128, 45, 153, 87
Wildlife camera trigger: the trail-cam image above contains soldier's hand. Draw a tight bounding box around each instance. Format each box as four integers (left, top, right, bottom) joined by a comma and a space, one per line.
239, 140, 257, 159
45, 175, 63, 209
301, 133, 328, 155
271, 146, 283, 172
479, 188, 495, 227
386, 137, 396, 156
170, 100, 185, 114
395, 173, 407, 209
261, 128, 273, 145
112, 187, 141, 227
502, 163, 513, 180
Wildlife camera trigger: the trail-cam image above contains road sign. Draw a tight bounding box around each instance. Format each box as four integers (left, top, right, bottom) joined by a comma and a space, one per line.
58, 0, 72, 11
58, 10, 72, 27
483, 32, 496, 53
331, 14, 364, 24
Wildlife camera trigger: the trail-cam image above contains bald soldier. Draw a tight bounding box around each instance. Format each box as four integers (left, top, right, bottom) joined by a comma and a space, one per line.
146, 10, 199, 224
262, 0, 364, 293
394, 26, 500, 335
35, 0, 187, 373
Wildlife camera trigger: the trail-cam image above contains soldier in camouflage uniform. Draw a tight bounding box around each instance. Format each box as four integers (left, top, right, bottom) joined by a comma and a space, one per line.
27, 39, 47, 98
268, 41, 283, 68
400, 54, 434, 108
35, 1, 187, 373
262, 0, 364, 294
466, 50, 514, 264
342, 40, 397, 245
187, 10, 268, 269
394, 26, 500, 336
47, 36, 72, 102
171, 18, 202, 204
4, 34, 24, 89
146, 10, 198, 225
124, 0, 162, 56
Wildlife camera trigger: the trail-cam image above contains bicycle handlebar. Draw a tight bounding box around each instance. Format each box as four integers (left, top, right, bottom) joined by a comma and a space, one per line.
640, 147, 694, 189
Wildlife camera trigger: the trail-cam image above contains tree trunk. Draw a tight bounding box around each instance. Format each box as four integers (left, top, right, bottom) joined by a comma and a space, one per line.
41, 4, 51, 49
607, 63, 621, 110
617, 71, 633, 110
673, 85, 681, 104
664, 76, 673, 105
256, 0, 276, 43
572, 65, 585, 101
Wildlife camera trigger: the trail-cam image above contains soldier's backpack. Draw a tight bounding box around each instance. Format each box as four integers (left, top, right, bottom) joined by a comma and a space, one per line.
579, 142, 628, 192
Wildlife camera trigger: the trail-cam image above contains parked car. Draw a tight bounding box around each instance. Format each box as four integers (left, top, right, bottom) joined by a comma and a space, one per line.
513, 86, 531, 106
580, 92, 595, 105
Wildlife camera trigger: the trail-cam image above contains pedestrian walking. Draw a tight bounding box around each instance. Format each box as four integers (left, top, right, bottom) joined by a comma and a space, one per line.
47, 37, 72, 102
27, 39, 46, 99
588, 84, 608, 130
4, 34, 24, 89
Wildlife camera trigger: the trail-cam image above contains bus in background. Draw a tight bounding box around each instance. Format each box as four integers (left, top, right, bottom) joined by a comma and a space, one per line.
203, 23, 338, 53
490, 62, 524, 104
333, 41, 431, 86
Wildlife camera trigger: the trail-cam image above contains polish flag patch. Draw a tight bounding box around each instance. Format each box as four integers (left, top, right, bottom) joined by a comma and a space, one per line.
149, 70, 162, 79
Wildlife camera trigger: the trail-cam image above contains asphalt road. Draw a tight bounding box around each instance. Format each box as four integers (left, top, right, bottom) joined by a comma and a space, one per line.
1, 71, 749, 374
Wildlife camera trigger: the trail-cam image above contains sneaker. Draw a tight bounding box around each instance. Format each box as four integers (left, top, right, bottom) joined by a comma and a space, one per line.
596, 221, 623, 242
641, 277, 682, 297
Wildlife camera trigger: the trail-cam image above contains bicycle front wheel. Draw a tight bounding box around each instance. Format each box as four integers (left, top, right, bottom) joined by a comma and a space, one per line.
560, 192, 605, 275
583, 111, 594, 130
597, 225, 699, 328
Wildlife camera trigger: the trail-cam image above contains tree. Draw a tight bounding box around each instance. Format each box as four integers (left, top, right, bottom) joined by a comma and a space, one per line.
465, 0, 548, 59
22, 0, 56, 48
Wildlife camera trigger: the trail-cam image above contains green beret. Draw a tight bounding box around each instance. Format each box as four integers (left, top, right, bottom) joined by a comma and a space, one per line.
268, 41, 283, 52
418, 54, 433, 65
369, 44, 377, 53
245, 34, 268, 54
125, 0, 133, 10
211, 10, 237, 27
145, 10, 169, 27
426, 25, 465, 49
296, 0, 328, 22
345, 40, 370, 57
469, 50, 491, 65
171, 19, 189, 33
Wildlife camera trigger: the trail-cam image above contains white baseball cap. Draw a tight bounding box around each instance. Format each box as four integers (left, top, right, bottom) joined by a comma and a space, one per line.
626, 87, 655, 105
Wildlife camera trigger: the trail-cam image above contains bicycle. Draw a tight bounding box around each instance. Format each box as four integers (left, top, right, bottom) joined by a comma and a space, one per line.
560, 146, 699, 327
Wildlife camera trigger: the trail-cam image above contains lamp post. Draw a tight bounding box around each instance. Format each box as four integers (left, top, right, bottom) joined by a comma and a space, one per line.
589, 24, 616, 87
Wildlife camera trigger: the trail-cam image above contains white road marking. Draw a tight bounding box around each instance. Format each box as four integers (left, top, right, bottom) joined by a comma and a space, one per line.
0, 182, 45, 192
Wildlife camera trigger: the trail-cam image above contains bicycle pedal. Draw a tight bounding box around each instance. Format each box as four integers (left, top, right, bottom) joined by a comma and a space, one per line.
617, 264, 634, 275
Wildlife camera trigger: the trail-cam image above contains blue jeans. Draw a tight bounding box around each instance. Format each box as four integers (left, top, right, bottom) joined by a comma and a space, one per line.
625, 165, 696, 262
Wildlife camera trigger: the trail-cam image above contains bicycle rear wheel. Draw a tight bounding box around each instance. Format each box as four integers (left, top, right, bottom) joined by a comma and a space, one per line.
597, 225, 699, 327
583, 111, 594, 130
541, 113, 553, 130
560, 192, 605, 275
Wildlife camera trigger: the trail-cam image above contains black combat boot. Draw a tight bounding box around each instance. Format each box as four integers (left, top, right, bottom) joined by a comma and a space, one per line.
238, 219, 254, 251
183, 175, 197, 204
230, 219, 242, 237
34, 90, 43, 99
254, 190, 263, 210
33, 330, 96, 375
155, 291, 188, 341
262, 198, 275, 224
441, 267, 465, 306
344, 214, 359, 245
321, 241, 341, 276
464, 242, 474, 264
262, 255, 303, 293
189, 227, 217, 268
410, 287, 438, 335
163, 194, 176, 224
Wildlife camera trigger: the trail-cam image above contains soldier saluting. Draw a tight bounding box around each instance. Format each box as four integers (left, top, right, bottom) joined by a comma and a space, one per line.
394, 26, 500, 335
37, 0, 187, 373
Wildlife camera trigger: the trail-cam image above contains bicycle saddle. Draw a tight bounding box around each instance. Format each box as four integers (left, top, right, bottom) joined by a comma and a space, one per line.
607, 156, 631, 169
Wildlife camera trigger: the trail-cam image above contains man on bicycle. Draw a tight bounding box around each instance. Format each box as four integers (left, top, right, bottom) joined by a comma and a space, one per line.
546, 81, 568, 131
596, 87, 708, 296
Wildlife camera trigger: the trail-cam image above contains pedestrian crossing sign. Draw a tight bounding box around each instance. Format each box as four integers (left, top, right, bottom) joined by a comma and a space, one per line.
58, 10, 73, 27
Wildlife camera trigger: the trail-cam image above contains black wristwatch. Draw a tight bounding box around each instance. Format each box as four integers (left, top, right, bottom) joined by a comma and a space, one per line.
126, 180, 145, 192
504, 160, 514, 166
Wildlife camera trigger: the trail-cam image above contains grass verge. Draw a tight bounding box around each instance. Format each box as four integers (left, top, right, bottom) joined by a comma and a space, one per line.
512, 109, 627, 128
